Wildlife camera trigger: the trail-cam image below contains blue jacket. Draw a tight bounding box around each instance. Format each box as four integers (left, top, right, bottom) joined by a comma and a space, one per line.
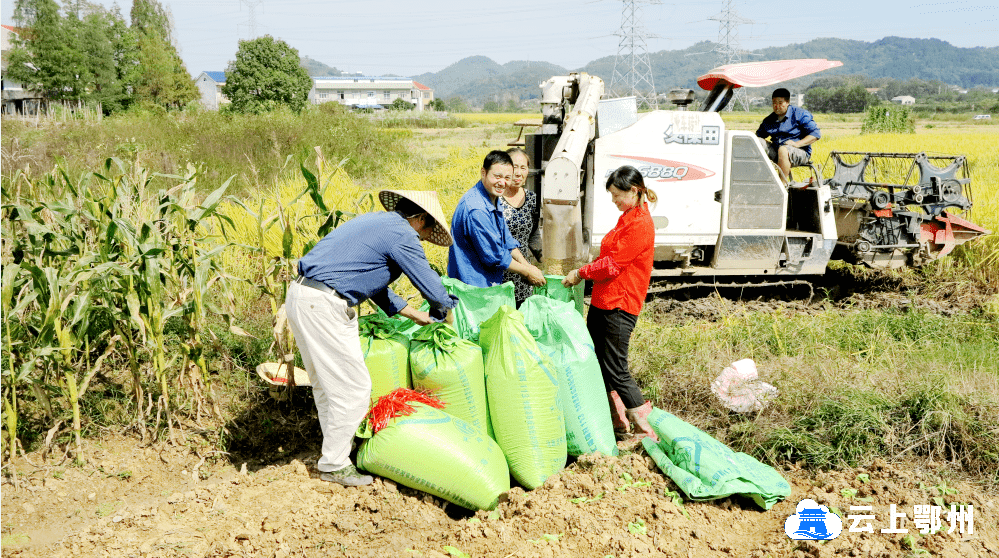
298, 211, 456, 319
756, 105, 821, 156
447, 181, 520, 287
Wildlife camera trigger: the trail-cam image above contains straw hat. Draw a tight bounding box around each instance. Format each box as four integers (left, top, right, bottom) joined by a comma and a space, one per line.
378, 189, 453, 246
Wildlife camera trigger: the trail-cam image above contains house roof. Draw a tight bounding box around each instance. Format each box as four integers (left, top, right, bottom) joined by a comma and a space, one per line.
413, 81, 431, 91
202, 71, 226, 83
2, 25, 19, 34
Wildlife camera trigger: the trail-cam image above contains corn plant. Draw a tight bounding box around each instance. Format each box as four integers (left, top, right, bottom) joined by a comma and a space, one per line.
1, 157, 244, 455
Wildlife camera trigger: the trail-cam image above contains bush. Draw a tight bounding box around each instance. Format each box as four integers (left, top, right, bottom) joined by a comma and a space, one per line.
861, 105, 915, 134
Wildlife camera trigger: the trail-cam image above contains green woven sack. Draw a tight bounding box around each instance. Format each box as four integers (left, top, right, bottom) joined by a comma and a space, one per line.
641, 407, 791, 510
410, 323, 492, 438
532, 275, 585, 316
441, 277, 515, 342
358, 314, 411, 401
521, 297, 617, 457
357, 396, 509, 511
479, 306, 566, 489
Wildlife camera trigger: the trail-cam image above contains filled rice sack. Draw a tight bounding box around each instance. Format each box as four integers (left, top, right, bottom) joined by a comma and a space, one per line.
521, 296, 617, 457
358, 314, 411, 401
410, 323, 492, 438
478, 305, 566, 489
356, 389, 509, 510
441, 277, 515, 342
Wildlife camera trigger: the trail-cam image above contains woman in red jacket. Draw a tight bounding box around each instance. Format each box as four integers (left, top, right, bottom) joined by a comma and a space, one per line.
562, 166, 658, 442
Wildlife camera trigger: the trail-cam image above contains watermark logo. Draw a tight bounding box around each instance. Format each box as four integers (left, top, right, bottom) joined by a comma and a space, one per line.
784, 499, 843, 540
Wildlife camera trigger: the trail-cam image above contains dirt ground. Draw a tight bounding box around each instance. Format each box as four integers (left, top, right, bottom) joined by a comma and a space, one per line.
2, 432, 997, 558
3, 276, 997, 558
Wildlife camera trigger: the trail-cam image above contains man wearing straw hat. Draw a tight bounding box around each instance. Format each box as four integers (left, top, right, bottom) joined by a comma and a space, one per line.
286, 190, 457, 486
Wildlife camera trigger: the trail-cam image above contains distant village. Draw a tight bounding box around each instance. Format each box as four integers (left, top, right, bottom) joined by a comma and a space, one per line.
194, 71, 435, 112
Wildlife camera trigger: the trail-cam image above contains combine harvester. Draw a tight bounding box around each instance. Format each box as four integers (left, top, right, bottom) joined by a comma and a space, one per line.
521, 60, 989, 289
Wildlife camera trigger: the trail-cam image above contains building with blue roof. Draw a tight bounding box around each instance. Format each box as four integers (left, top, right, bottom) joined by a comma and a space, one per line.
196, 71, 229, 110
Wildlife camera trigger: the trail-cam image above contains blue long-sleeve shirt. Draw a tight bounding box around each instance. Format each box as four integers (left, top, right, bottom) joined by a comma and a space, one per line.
447, 181, 520, 287
755, 105, 821, 156
298, 211, 457, 319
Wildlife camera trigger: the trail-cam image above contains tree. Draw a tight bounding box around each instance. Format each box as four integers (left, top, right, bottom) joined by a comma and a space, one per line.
7, 0, 86, 100
482, 100, 500, 113
222, 36, 313, 114
429, 98, 445, 111
389, 98, 414, 111
131, 0, 197, 108
445, 97, 469, 113
805, 85, 878, 113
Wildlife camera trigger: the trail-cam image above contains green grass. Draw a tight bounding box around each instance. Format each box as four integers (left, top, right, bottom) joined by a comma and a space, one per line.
631, 302, 999, 483
1, 103, 408, 196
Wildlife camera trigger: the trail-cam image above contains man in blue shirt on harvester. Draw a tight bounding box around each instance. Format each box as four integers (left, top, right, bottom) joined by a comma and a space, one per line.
448, 150, 546, 288
756, 87, 821, 183
287, 190, 457, 487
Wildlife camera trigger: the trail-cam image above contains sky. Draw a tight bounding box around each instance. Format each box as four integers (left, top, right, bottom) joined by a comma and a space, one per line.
3, 0, 998, 77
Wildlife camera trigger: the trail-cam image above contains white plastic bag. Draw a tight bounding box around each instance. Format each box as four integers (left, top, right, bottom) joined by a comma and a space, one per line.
711, 359, 778, 413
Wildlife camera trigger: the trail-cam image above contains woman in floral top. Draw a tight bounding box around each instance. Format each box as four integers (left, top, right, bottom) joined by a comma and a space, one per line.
500, 147, 542, 306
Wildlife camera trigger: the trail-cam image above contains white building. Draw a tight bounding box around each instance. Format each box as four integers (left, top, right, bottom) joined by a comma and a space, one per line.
891, 95, 915, 105
196, 71, 436, 111
309, 76, 434, 110
195, 71, 229, 110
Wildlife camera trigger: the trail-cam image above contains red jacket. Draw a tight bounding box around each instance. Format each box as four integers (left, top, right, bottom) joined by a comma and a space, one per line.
579, 201, 654, 316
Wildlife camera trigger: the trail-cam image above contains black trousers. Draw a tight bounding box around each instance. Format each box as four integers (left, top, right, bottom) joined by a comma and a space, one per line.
586, 306, 644, 409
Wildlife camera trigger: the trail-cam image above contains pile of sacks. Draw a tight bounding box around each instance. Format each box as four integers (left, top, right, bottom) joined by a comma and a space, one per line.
354, 277, 616, 511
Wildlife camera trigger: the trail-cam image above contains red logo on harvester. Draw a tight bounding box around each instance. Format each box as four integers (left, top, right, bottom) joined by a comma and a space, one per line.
609, 155, 715, 182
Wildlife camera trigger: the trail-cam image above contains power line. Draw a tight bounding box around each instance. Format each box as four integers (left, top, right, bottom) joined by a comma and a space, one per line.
610, 0, 659, 109
239, 0, 264, 39
708, 0, 753, 110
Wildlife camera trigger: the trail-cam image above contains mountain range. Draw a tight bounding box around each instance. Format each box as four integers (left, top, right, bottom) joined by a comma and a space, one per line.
411, 37, 999, 103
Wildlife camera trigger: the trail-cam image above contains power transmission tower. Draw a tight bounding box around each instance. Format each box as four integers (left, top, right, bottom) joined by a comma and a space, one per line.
708, 0, 754, 110
239, 0, 264, 39
610, 0, 659, 109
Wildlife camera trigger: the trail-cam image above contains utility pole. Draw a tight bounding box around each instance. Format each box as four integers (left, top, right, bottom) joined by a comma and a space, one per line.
709, 0, 754, 110
239, 0, 264, 39
610, 0, 660, 110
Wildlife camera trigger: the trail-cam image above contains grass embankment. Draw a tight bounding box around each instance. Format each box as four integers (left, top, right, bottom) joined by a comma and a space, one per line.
1, 103, 410, 196
631, 301, 999, 484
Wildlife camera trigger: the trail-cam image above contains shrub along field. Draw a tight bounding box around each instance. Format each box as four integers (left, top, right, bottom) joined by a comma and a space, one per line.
2, 108, 998, 555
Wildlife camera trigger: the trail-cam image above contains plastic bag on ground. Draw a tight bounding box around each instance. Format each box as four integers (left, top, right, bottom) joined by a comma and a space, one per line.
711, 358, 778, 413
521, 296, 617, 457
641, 406, 791, 510
441, 277, 515, 342
358, 314, 411, 401
479, 305, 566, 489
410, 323, 492, 438
532, 274, 585, 316
357, 389, 509, 511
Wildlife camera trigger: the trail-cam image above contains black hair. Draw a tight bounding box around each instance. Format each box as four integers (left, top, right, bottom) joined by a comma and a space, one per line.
606, 165, 658, 204
506, 146, 529, 162
482, 150, 514, 172
395, 198, 435, 228
772, 88, 791, 101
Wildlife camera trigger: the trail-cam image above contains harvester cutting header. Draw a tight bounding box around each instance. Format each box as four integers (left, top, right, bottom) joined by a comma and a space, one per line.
521, 59, 989, 281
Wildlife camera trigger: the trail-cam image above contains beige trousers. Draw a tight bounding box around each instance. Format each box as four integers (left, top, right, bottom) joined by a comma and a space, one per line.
284, 281, 371, 472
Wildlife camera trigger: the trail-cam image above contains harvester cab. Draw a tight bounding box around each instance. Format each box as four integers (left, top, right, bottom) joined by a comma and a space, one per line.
525, 60, 989, 282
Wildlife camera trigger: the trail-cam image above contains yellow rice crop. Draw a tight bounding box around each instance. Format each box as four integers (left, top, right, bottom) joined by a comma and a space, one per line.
453, 113, 529, 124
813, 132, 998, 280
